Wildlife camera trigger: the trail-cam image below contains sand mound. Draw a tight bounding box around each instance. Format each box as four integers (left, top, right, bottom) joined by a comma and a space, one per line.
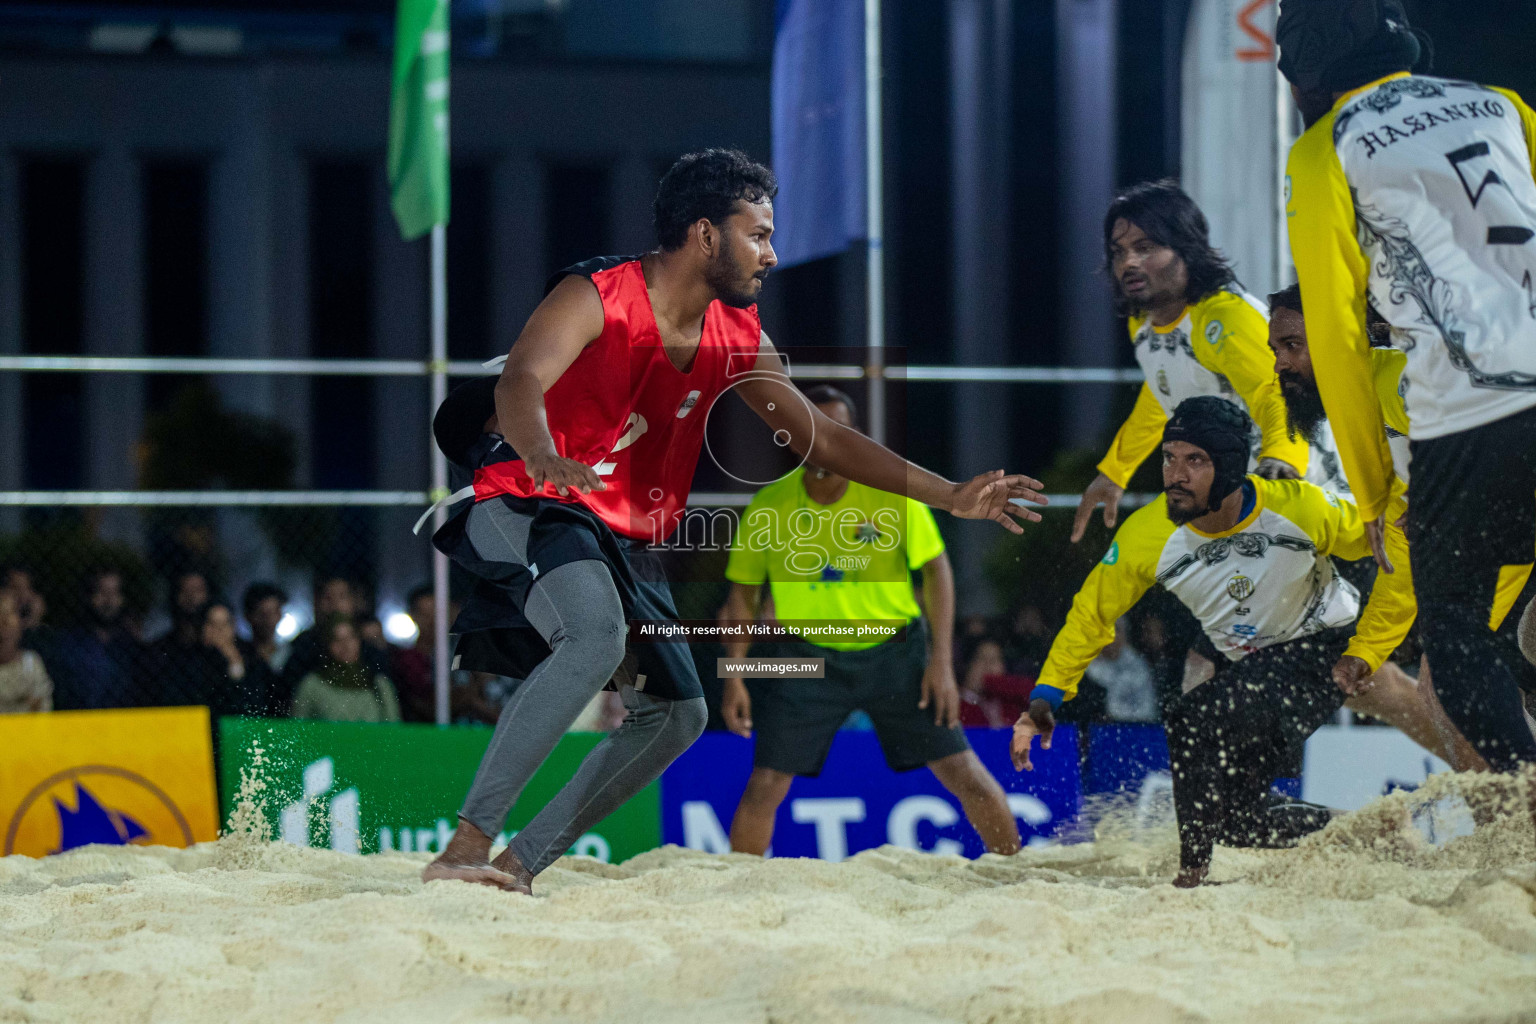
2, 774, 1534, 1023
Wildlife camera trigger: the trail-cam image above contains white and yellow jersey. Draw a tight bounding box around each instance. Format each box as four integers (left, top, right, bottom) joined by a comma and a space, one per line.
1035, 477, 1399, 706
1306, 347, 1413, 498
1287, 73, 1536, 519
1097, 289, 1309, 488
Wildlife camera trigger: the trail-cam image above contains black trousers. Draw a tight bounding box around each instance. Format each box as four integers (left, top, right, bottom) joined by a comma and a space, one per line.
1409, 404, 1536, 771
1166, 628, 1350, 871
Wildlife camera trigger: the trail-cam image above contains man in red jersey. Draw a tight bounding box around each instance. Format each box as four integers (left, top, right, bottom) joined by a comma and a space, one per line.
421, 149, 1046, 892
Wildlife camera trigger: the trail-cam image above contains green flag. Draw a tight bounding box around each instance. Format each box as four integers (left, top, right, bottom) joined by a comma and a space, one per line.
388, 0, 450, 240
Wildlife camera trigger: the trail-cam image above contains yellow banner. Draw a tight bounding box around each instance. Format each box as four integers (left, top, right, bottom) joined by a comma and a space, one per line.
0, 707, 219, 857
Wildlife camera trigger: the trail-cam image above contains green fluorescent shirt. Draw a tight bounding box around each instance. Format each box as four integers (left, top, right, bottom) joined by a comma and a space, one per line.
724, 468, 946, 650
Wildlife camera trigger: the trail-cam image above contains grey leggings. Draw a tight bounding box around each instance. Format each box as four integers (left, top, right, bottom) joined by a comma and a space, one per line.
459, 501, 705, 875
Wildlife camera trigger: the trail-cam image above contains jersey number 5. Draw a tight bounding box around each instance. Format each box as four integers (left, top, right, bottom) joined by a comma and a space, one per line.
1445, 142, 1536, 245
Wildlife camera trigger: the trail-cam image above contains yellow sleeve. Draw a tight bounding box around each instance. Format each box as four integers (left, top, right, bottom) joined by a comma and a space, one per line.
1344, 493, 1415, 672
1286, 119, 1396, 520
903, 499, 946, 569
1035, 504, 1166, 704
1264, 478, 1371, 561
1489, 87, 1536, 178
1096, 384, 1169, 488
1370, 348, 1410, 436
1192, 293, 1309, 475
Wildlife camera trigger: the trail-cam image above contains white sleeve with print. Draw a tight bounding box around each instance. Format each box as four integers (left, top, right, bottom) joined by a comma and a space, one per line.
1333, 75, 1536, 439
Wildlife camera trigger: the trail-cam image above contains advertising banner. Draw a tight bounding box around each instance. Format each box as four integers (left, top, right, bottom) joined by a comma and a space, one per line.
661, 727, 1081, 860
1, 707, 219, 857
1301, 725, 1451, 811
1181, 0, 1296, 296
218, 718, 659, 863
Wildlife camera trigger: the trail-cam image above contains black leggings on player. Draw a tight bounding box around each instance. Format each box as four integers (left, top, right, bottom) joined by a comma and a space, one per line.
1165, 628, 1349, 871
458, 500, 706, 875
1409, 405, 1536, 772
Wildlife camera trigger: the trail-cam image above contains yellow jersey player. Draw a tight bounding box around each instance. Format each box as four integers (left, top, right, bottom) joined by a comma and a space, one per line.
1280, 1, 1536, 771
1072, 181, 1310, 544
1014, 397, 1410, 886
1268, 282, 1503, 771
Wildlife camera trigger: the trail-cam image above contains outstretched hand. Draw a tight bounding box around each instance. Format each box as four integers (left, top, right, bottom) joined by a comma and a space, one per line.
950, 469, 1048, 534
1010, 698, 1056, 771
1071, 473, 1125, 543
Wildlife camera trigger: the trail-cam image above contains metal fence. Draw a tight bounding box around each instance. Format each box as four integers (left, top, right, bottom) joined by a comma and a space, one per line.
0, 354, 1152, 726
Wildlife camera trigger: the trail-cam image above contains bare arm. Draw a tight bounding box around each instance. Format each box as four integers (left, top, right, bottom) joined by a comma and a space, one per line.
734, 335, 1047, 531
494, 275, 609, 496
918, 552, 960, 727
717, 582, 764, 660
919, 552, 955, 676
717, 582, 763, 738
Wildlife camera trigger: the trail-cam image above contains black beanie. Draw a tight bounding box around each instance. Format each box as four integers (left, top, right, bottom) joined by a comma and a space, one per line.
1277, 0, 1432, 96
1163, 396, 1253, 512
433, 376, 499, 471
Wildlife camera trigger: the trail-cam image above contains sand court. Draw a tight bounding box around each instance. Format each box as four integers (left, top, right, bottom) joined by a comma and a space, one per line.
1, 775, 1535, 1024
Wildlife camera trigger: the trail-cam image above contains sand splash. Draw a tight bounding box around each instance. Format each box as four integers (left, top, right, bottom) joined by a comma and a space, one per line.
0, 771, 1533, 1024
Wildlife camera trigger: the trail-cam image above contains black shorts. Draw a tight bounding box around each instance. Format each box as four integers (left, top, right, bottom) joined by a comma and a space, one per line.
1167, 627, 1351, 869
748, 620, 970, 776
435, 494, 702, 703
1407, 404, 1536, 767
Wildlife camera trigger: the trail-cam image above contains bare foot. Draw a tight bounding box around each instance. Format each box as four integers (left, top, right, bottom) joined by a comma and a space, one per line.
421, 819, 529, 894
489, 845, 535, 893
1173, 865, 1209, 888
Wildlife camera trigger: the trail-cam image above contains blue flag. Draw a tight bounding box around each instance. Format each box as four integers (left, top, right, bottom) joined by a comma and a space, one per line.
771, 0, 867, 268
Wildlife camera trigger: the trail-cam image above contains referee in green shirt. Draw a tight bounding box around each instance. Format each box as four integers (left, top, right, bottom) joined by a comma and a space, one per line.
719, 386, 1021, 856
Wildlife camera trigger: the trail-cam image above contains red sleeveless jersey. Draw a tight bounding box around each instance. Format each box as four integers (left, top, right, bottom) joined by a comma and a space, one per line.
473, 258, 762, 542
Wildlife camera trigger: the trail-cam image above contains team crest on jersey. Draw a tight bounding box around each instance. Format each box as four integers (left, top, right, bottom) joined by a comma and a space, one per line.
1156, 369, 1171, 396
676, 390, 702, 418
1226, 573, 1255, 601
1204, 321, 1226, 348
853, 521, 881, 544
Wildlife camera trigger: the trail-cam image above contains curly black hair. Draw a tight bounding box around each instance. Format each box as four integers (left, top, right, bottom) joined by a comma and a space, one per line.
1268, 281, 1303, 316
654, 149, 778, 251
1103, 179, 1235, 316
1268, 281, 1393, 346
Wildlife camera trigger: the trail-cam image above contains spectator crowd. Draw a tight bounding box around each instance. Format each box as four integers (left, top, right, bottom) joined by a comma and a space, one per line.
954, 603, 1165, 728
0, 560, 498, 727
1, 558, 1177, 736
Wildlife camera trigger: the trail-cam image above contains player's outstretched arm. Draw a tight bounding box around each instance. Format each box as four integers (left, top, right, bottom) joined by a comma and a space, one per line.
494, 275, 608, 497
735, 334, 1048, 533
1075, 384, 1167, 542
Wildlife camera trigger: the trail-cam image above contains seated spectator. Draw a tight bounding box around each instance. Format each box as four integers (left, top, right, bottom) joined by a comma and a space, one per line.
291, 616, 401, 723
51, 568, 139, 710
958, 635, 1036, 728
201, 600, 279, 718
241, 582, 291, 674
0, 590, 51, 713
1083, 617, 1158, 723
358, 615, 390, 655
282, 576, 391, 705
0, 561, 47, 635
145, 570, 218, 707
391, 583, 470, 723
